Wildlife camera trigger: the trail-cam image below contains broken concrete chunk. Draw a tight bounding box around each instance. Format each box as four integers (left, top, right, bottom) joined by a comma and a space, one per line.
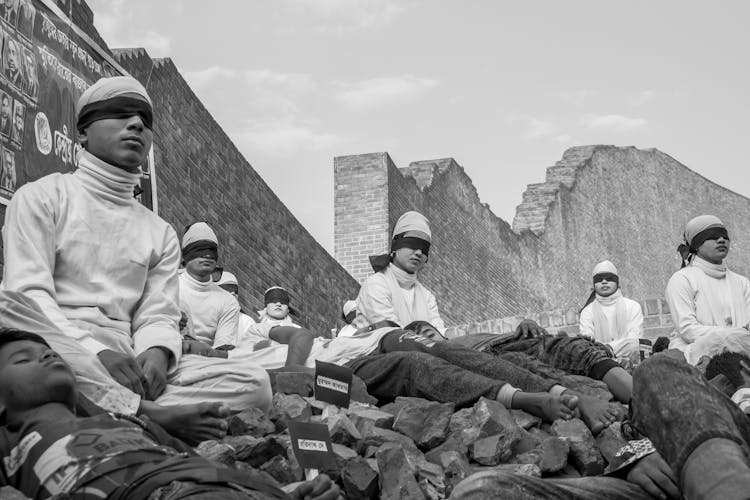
376, 444, 426, 500
227, 407, 276, 437
195, 440, 235, 466
551, 418, 605, 476
342, 456, 379, 500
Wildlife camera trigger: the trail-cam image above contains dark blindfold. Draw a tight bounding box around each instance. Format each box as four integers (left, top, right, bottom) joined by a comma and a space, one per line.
593, 272, 619, 284
343, 309, 357, 324
391, 235, 430, 256
265, 288, 290, 305
182, 241, 218, 263
690, 226, 729, 251
77, 96, 154, 133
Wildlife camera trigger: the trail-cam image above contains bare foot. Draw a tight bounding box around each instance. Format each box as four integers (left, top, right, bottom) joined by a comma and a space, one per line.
576, 394, 622, 434
511, 392, 578, 422
140, 401, 230, 445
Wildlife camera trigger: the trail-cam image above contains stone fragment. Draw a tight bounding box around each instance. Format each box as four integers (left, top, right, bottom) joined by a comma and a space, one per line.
449, 407, 480, 447
349, 407, 395, 429
272, 393, 312, 428
333, 443, 359, 462
305, 397, 339, 415
195, 440, 235, 466
470, 463, 541, 477
425, 436, 467, 465
510, 409, 542, 430
416, 460, 445, 500
0, 486, 32, 500
227, 407, 276, 437
223, 435, 287, 467
260, 455, 298, 485
472, 397, 524, 439
470, 434, 515, 465
351, 374, 378, 405
376, 444, 426, 500
595, 422, 628, 464
516, 437, 569, 474
438, 451, 472, 496
559, 375, 613, 401
341, 457, 379, 500
327, 413, 362, 448
274, 371, 315, 396
551, 418, 605, 476
392, 400, 454, 450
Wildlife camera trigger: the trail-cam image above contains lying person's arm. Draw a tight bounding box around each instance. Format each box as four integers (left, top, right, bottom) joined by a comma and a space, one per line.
269, 325, 315, 366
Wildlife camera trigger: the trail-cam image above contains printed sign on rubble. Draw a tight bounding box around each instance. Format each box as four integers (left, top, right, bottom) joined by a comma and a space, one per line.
314, 360, 352, 408
287, 420, 337, 470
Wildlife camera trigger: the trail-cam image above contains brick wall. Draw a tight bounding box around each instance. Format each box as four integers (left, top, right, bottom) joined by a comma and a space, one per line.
444, 296, 674, 340
334, 146, 750, 327
112, 51, 360, 332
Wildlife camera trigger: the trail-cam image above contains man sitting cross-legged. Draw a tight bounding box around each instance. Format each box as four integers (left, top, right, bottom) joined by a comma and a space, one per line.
1, 76, 270, 443
357, 210, 628, 432
0, 329, 341, 500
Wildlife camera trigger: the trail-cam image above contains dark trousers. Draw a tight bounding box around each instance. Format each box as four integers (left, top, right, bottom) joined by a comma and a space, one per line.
346, 331, 557, 407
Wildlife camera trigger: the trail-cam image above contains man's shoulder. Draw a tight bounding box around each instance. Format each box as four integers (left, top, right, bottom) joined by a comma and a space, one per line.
12, 171, 69, 200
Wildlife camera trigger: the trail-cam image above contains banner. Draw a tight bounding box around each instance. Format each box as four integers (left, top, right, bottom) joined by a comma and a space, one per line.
0, 0, 154, 209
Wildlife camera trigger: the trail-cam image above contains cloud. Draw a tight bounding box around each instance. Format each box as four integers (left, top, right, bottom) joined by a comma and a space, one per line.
281, 0, 409, 32
88, 1, 171, 56
232, 121, 343, 157
553, 134, 574, 144
556, 89, 589, 105
244, 70, 315, 93
184, 66, 238, 89
335, 75, 437, 111
580, 114, 647, 132
522, 116, 557, 139
629, 90, 655, 106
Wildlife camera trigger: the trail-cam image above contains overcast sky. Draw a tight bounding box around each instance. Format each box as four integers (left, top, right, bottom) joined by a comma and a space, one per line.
87, 0, 750, 254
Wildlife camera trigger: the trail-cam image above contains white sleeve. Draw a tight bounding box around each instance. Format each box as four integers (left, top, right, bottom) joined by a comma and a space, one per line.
666, 271, 739, 343
625, 300, 644, 338
212, 298, 240, 348
578, 305, 596, 338
357, 274, 402, 325
1, 183, 108, 354
130, 226, 182, 369
425, 288, 446, 334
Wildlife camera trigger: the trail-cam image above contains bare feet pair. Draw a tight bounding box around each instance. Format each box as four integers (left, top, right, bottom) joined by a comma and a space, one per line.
511, 392, 578, 422
140, 401, 230, 445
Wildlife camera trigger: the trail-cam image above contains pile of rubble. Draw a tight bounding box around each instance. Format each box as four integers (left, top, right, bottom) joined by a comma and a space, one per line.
196, 371, 631, 499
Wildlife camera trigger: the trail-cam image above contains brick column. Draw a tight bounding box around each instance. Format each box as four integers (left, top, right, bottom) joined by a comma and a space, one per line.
334, 153, 392, 282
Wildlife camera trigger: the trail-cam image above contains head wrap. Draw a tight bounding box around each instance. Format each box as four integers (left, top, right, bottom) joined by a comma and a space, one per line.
342, 300, 357, 323
678, 215, 729, 268
216, 271, 238, 287
264, 286, 290, 305
580, 260, 621, 311
592, 260, 620, 285
369, 211, 432, 272
182, 222, 218, 262
76, 76, 153, 133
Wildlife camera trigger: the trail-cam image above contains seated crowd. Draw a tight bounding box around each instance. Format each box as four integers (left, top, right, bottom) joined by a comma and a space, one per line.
0, 75, 748, 499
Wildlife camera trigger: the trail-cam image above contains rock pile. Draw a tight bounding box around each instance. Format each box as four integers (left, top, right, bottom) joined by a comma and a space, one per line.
195, 371, 630, 499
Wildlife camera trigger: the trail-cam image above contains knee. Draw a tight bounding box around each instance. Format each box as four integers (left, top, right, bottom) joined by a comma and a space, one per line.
633, 354, 688, 393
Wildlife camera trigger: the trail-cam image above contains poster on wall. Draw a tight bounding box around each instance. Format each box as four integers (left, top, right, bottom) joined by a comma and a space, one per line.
0, 0, 155, 209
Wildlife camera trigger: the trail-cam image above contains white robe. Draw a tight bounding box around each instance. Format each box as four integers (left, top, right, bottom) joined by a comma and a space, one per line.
357, 264, 446, 333
579, 293, 643, 359
1, 151, 271, 412
178, 271, 240, 347
666, 256, 750, 364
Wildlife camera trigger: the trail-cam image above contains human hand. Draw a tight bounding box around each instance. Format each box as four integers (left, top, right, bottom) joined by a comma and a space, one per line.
626, 452, 680, 499
290, 474, 342, 500
516, 319, 547, 338
98, 349, 145, 397
136, 347, 169, 400
182, 339, 213, 356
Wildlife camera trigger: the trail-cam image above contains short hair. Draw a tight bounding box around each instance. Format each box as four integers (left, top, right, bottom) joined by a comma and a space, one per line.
0, 327, 50, 353
705, 351, 750, 388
